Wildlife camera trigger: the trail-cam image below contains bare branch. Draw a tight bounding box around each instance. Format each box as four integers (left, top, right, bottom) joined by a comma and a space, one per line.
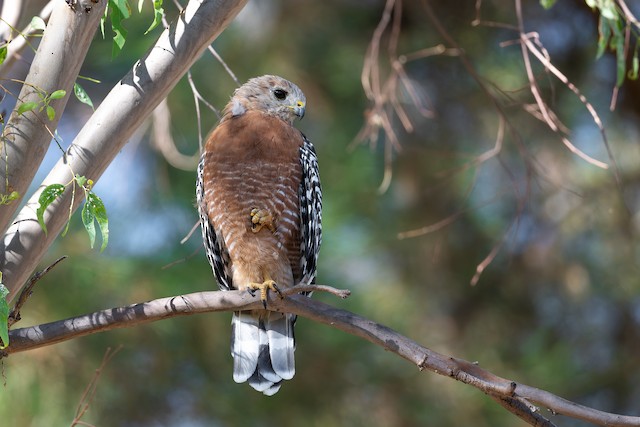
185, 68, 220, 152
4, 290, 260, 354
403, 0, 535, 287
71, 346, 122, 427
280, 284, 351, 299
514, 0, 619, 184
180, 220, 201, 244
207, 45, 241, 87
488, 395, 556, 426
151, 98, 200, 170
3, 289, 639, 426
7, 255, 66, 328
0, 0, 249, 302
617, 0, 640, 28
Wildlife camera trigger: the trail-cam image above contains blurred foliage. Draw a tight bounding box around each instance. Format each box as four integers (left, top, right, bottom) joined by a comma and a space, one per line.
3, 0, 640, 426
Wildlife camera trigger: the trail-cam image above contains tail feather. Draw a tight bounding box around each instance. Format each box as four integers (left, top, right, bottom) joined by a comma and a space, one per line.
255, 328, 281, 384
262, 381, 282, 396
266, 313, 295, 380
231, 312, 259, 383
230, 311, 296, 395
248, 371, 282, 395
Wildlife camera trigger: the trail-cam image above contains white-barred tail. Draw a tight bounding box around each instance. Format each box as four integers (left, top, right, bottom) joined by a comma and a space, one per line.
231, 311, 295, 396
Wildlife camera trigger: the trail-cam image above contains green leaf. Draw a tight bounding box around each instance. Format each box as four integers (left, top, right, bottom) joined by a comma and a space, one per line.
0, 279, 9, 349
36, 184, 65, 235
0, 191, 20, 206
596, 16, 611, 59
539, 0, 557, 9
100, 7, 106, 39
81, 199, 96, 249
46, 105, 55, 121
92, 194, 109, 252
84, 192, 109, 251
61, 215, 71, 237
138, 0, 145, 13
628, 45, 639, 80
614, 21, 625, 86
0, 45, 7, 65
144, 0, 164, 35
75, 175, 87, 187
17, 101, 39, 115
599, 0, 618, 20
74, 83, 94, 110
30, 16, 46, 31
112, 0, 132, 17
110, 1, 129, 57
49, 89, 66, 100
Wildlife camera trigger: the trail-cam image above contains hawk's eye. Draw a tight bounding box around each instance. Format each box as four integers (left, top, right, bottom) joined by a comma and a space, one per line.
273, 89, 287, 100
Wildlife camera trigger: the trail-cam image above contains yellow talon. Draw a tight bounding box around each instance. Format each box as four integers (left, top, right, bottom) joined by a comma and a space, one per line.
248, 279, 283, 308
250, 208, 276, 233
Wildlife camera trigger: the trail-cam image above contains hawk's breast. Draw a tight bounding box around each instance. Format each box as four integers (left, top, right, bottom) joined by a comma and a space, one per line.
201, 111, 305, 289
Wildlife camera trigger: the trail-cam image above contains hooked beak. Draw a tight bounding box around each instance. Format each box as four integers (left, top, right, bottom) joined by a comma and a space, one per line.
293, 101, 305, 119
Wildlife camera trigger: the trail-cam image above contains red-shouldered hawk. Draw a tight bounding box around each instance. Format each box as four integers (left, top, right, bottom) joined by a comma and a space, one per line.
196, 75, 322, 395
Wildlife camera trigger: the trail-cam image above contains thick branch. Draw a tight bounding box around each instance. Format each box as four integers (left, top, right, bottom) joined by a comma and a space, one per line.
4, 290, 639, 427
0, 0, 107, 233
0, 0, 248, 302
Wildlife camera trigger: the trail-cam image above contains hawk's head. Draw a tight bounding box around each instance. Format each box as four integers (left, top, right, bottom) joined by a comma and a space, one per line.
224, 75, 306, 125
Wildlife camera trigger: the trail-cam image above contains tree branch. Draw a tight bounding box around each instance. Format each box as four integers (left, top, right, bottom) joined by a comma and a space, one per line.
3, 289, 638, 427
0, 0, 107, 234
0, 0, 248, 302
0, 0, 56, 77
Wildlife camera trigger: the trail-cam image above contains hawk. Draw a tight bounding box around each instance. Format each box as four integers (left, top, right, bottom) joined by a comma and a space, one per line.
196, 75, 322, 395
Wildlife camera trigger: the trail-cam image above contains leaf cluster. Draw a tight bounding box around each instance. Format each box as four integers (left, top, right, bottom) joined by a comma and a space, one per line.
542, 0, 640, 86
17, 88, 66, 121
36, 176, 109, 252
101, 0, 164, 57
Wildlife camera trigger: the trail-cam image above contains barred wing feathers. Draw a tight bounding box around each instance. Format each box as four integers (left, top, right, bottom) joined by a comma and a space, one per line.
298, 134, 322, 286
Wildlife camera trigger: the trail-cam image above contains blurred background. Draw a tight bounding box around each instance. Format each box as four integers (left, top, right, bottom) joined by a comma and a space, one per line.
2, 0, 640, 425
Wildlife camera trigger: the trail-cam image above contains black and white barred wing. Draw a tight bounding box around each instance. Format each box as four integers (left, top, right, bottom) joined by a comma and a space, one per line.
196, 157, 233, 291
298, 135, 322, 286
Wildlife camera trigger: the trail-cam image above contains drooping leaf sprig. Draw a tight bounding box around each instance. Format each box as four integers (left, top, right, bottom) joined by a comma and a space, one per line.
37, 174, 109, 252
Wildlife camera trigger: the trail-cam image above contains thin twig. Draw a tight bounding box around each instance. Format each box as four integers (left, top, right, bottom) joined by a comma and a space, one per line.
161, 245, 202, 270
617, 0, 640, 28
71, 346, 122, 427
7, 255, 67, 328
181, 220, 201, 244
188, 70, 204, 149
185, 67, 221, 154
207, 45, 241, 86
413, 0, 534, 287
517, 23, 617, 177
280, 284, 351, 299
151, 98, 200, 170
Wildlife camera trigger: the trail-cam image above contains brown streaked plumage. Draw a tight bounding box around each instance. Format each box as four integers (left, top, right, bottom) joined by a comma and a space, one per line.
196, 75, 322, 395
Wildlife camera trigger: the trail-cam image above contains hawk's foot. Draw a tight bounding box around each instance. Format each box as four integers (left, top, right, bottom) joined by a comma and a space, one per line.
247, 280, 283, 308
250, 208, 276, 233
